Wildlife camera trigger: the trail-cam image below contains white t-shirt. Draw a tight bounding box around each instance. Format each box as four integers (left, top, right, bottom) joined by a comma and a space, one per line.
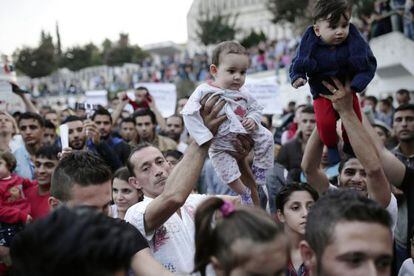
125, 194, 207, 274
329, 184, 398, 233
399, 258, 414, 276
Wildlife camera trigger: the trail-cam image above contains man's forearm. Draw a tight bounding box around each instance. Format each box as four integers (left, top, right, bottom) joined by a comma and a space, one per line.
301, 129, 330, 195
144, 142, 208, 232
339, 109, 381, 173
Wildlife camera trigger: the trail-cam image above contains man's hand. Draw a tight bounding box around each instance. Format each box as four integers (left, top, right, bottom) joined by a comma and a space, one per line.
320, 78, 353, 114
242, 118, 257, 132
9, 81, 29, 97
117, 91, 130, 106
292, 78, 307, 89
200, 94, 227, 136
147, 93, 156, 109
228, 134, 254, 162
58, 147, 73, 160
84, 120, 101, 145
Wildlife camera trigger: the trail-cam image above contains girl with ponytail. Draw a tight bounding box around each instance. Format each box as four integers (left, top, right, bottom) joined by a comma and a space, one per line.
194, 197, 288, 276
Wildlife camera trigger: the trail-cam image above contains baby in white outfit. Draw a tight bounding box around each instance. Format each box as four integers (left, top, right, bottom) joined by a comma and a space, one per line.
181, 41, 274, 204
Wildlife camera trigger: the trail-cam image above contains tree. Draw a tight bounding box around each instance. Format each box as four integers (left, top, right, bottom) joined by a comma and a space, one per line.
103, 34, 149, 66
60, 43, 102, 71
14, 31, 57, 78
267, 0, 312, 28
240, 30, 267, 48
267, 0, 377, 30
196, 11, 238, 46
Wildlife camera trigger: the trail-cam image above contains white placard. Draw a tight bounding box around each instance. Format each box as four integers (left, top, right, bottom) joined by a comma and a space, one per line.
85, 90, 108, 107
243, 83, 283, 115
59, 124, 69, 149
0, 80, 25, 112
135, 83, 177, 118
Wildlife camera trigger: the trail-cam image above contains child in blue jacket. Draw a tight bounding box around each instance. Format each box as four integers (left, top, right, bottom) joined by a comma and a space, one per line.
290, 0, 377, 163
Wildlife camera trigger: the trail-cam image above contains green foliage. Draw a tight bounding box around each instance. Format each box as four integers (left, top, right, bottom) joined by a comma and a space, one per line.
14, 31, 57, 78
103, 34, 149, 66
267, 0, 311, 25
13, 31, 149, 78
240, 30, 267, 48
352, 0, 376, 17
60, 43, 102, 71
267, 0, 377, 32
196, 11, 237, 46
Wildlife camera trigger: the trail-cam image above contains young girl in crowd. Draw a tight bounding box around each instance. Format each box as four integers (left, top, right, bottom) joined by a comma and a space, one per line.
276, 183, 319, 276
0, 151, 34, 247
182, 41, 274, 205
290, 0, 377, 163
109, 167, 142, 220
194, 197, 288, 276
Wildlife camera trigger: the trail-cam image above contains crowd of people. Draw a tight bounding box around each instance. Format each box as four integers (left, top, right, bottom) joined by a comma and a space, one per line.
1, 0, 414, 275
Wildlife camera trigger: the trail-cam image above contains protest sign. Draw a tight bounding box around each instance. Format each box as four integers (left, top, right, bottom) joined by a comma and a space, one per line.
85, 90, 108, 107
134, 83, 176, 117
0, 80, 25, 112
243, 82, 283, 115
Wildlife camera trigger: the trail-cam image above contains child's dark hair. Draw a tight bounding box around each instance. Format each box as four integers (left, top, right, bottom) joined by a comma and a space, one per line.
0, 151, 17, 172
35, 145, 60, 161
275, 183, 319, 212
313, 0, 352, 27
211, 41, 249, 66
194, 197, 285, 276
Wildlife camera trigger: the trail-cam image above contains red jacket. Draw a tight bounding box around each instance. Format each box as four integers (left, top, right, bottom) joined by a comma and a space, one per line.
0, 174, 35, 224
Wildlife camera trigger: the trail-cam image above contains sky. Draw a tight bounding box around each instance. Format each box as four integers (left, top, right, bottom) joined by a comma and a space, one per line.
0, 0, 194, 55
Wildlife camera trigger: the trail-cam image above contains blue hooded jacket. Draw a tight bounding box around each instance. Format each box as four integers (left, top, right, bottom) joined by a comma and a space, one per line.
289, 23, 377, 98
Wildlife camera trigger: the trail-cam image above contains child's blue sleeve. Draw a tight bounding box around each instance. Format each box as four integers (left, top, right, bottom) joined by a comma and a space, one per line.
289, 26, 317, 85
348, 24, 377, 92
350, 48, 377, 92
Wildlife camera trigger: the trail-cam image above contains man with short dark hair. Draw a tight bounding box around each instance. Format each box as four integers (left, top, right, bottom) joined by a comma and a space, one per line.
42, 120, 56, 146
48, 150, 170, 276
10, 207, 150, 276
133, 109, 177, 152
119, 117, 137, 143
25, 145, 60, 220
300, 191, 393, 275
62, 116, 86, 150
13, 112, 45, 179
396, 89, 411, 106
277, 105, 316, 182
125, 96, 245, 274
391, 103, 414, 269
165, 115, 187, 153
91, 107, 131, 166
44, 110, 60, 128
62, 115, 123, 172
377, 98, 394, 127
393, 104, 414, 167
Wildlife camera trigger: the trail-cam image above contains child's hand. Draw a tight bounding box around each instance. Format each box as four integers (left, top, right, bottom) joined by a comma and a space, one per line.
26, 214, 33, 224
242, 118, 257, 132
293, 78, 307, 89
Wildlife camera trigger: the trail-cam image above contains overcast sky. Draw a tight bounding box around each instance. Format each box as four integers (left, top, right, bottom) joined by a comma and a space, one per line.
0, 0, 194, 55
